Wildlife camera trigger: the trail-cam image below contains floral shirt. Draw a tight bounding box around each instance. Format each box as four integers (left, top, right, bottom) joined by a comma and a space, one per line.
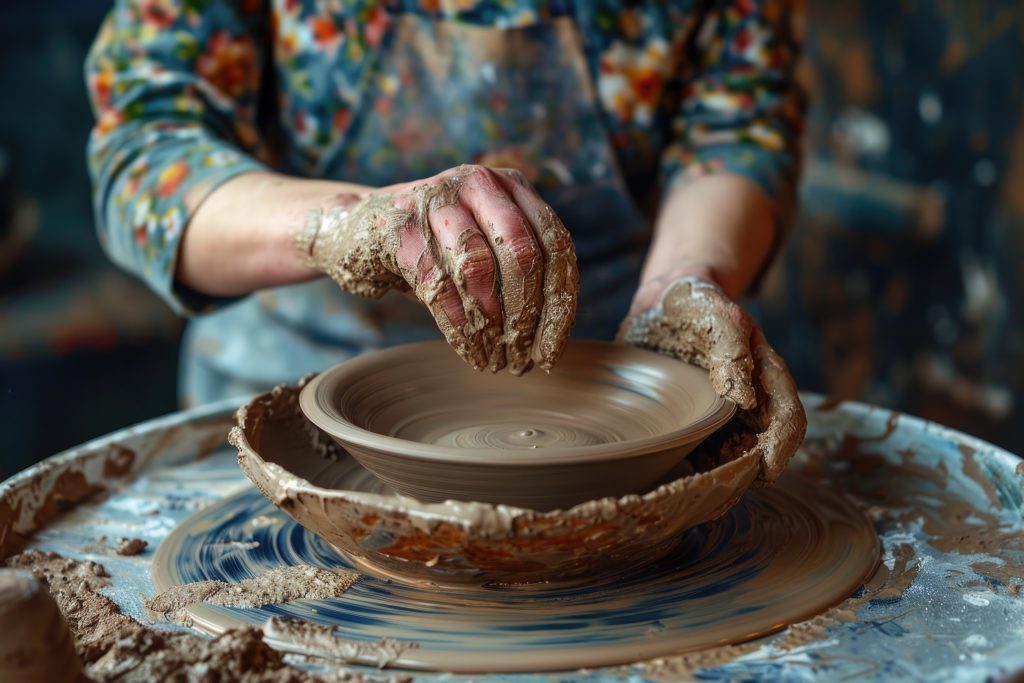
87, 0, 802, 313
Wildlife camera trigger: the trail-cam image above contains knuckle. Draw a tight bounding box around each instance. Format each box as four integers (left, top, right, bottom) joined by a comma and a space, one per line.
459, 247, 497, 283
463, 164, 491, 183
416, 253, 446, 284
409, 252, 434, 282
505, 234, 541, 274
463, 165, 505, 194
500, 168, 528, 185
418, 259, 439, 284
436, 282, 465, 320
392, 193, 415, 212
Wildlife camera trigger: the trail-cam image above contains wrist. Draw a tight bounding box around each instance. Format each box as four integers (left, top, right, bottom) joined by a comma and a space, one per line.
630, 266, 724, 316
178, 172, 376, 297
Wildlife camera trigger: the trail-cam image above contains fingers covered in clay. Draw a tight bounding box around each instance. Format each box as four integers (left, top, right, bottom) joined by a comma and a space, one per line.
619, 275, 807, 483
618, 277, 756, 409
301, 165, 578, 373
494, 169, 579, 373
426, 201, 503, 371
459, 167, 544, 374
748, 329, 807, 483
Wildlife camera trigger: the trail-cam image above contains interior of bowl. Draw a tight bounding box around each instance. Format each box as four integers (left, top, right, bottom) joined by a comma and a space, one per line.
301, 340, 735, 464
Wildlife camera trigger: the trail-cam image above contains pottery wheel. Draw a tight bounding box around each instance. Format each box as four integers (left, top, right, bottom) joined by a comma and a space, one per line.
6, 395, 1024, 680
151, 470, 879, 672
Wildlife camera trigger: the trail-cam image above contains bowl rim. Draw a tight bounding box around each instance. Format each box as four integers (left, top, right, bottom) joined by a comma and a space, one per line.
299, 339, 736, 466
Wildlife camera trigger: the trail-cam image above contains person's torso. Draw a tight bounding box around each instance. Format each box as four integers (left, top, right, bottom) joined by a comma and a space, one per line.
183, 1, 707, 404
260, 1, 705, 198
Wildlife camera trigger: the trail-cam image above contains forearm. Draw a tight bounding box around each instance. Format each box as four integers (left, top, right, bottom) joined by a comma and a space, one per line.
177, 172, 375, 297
634, 173, 778, 309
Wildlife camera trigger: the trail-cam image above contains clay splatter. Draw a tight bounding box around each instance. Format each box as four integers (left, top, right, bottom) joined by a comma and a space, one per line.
3, 551, 396, 682
147, 565, 358, 614
116, 538, 148, 556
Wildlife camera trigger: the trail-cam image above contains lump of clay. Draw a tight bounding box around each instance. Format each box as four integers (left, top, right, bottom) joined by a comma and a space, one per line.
0, 569, 83, 683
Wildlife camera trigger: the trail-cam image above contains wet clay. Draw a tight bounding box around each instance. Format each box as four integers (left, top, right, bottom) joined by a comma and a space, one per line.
0, 568, 83, 683
146, 565, 358, 614
0, 409, 235, 561
0, 444, 135, 558
151, 470, 879, 672
4, 551, 389, 683
234, 372, 754, 586
801, 425, 1024, 564
621, 277, 757, 408
619, 276, 807, 483
299, 340, 735, 510
264, 617, 417, 669
4, 390, 1018, 678
298, 165, 579, 374
631, 542, 921, 680
115, 538, 148, 556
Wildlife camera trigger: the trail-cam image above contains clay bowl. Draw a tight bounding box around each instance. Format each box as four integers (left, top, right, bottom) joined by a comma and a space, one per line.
299, 340, 735, 511
231, 379, 761, 587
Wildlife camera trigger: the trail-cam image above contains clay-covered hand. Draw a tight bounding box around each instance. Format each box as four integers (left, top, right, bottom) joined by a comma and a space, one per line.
617, 276, 806, 483
298, 165, 579, 374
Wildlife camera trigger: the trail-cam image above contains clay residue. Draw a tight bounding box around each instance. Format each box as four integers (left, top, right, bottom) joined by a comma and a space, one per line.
631, 542, 919, 679
81, 535, 149, 557
970, 560, 1024, 594
958, 443, 1002, 509
100, 445, 136, 478
232, 377, 766, 587
1, 443, 138, 559
115, 538, 148, 556
300, 165, 578, 375
921, 506, 1024, 556
146, 565, 358, 614
772, 542, 919, 650
525, 200, 579, 373
620, 277, 757, 409
627, 641, 764, 681
0, 568, 82, 683
4, 550, 386, 682
30, 471, 107, 532
207, 540, 261, 553
264, 616, 417, 669
820, 431, 1024, 559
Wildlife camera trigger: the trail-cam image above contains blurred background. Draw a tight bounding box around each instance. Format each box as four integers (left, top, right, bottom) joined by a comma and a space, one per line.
1, 0, 1021, 478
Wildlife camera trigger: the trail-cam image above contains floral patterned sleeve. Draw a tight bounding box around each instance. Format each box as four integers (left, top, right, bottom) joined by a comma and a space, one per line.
85, 0, 271, 314
661, 0, 805, 230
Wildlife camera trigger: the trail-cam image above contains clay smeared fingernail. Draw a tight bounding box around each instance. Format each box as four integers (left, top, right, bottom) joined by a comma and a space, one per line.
485, 328, 506, 373
463, 318, 491, 372
504, 318, 535, 376
508, 358, 534, 376
534, 292, 575, 372
456, 335, 488, 371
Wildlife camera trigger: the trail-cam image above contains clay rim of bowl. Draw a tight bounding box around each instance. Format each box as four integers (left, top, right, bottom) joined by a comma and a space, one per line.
299, 340, 736, 466
230, 378, 763, 524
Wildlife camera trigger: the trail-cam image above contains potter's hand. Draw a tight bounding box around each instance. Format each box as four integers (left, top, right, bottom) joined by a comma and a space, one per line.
300, 165, 579, 374
617, 276, 806, 483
